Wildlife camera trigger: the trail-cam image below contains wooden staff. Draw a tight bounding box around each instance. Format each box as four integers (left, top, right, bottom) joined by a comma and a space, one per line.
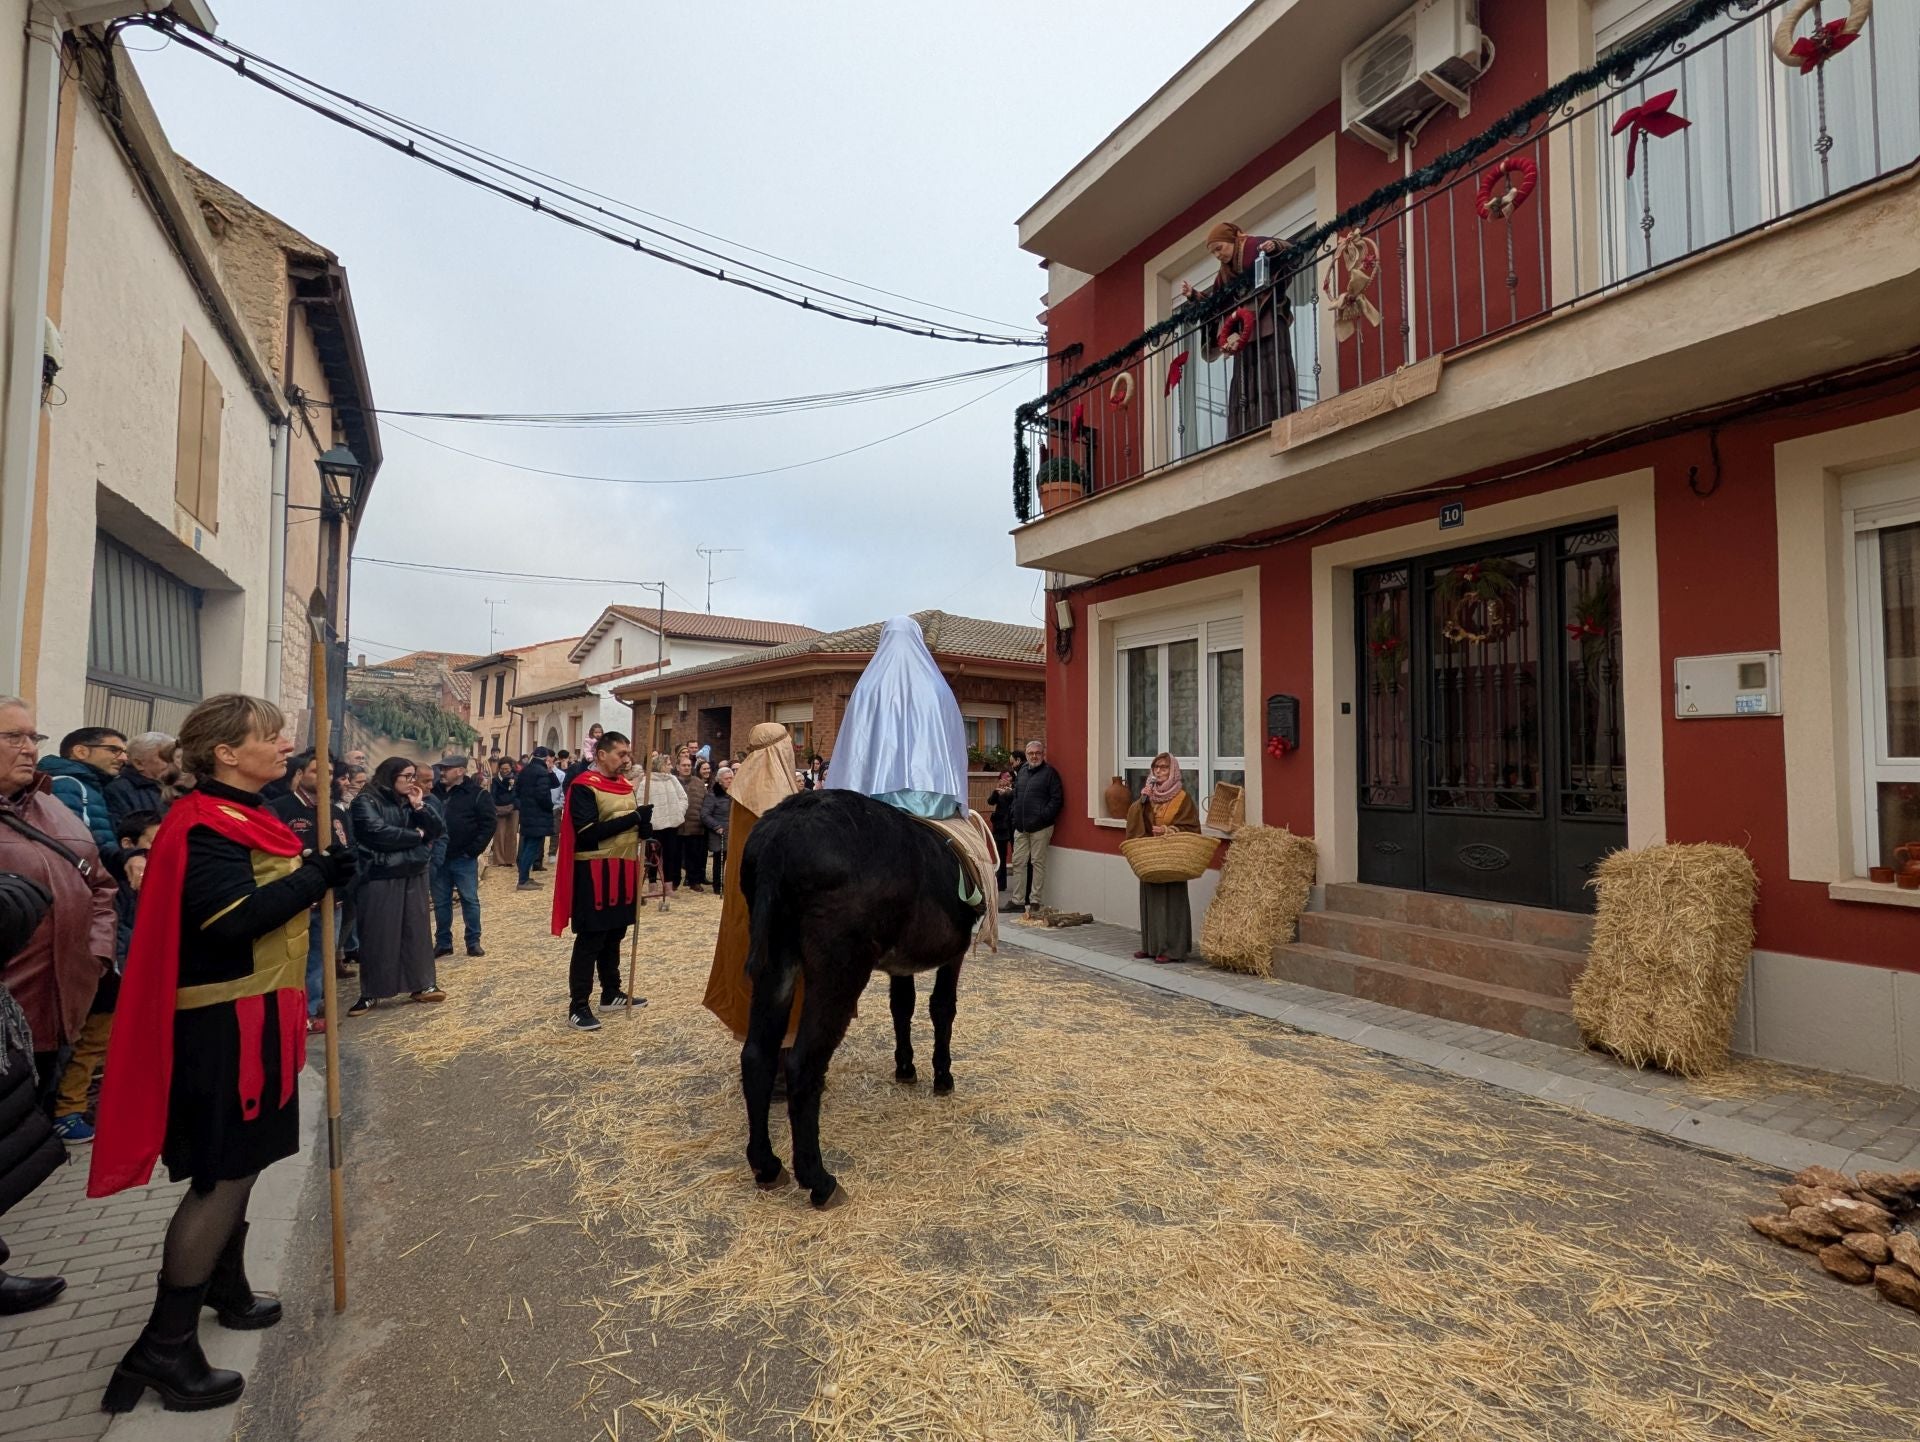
306, 591, 349, 1313
627, 758, 650, 1010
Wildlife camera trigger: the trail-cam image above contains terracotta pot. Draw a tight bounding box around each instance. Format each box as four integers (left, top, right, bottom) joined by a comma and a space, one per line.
1038, 480, 1083, 515
1900, 869, 1920, 892
1103, 776, 1131, 820
1869, 866, 1896, 884
1896, 843, 1920, 871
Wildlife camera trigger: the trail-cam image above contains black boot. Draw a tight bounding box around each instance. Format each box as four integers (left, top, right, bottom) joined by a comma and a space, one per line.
101, 1276, 244, 1413
0, 1269, 66, 1314
203, 1222, 281, 1330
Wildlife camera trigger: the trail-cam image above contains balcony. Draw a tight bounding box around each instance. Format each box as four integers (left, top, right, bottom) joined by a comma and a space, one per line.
1013, 0, 1920, 578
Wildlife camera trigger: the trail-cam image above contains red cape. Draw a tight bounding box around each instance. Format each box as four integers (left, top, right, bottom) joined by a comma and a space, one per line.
551, 770, 634, 936
88, 789, 304, 1198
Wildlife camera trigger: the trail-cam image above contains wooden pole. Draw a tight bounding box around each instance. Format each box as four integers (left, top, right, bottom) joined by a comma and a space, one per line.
306, 591, 348, 1313
628, 756, 651, 1007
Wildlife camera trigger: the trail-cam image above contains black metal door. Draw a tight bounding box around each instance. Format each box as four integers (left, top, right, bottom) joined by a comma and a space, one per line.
1356, 524, 1627, 912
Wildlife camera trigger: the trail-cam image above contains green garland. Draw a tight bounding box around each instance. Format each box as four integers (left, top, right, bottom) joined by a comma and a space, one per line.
1012, 0, 1762, 522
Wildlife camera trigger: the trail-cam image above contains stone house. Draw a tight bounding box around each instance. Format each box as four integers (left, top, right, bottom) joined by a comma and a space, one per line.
454, 636, 582, 760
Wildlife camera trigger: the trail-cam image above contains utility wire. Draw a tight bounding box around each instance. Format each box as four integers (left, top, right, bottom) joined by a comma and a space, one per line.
130, 17, 1044, 348
355, 557, 663, 588
314, 356, 1037, 428
378, 365, 1037, 486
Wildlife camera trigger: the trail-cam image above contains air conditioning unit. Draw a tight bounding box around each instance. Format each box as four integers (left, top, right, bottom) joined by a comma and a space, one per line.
1341, 0, 1484, 158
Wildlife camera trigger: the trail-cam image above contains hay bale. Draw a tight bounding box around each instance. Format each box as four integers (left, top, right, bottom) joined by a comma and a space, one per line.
1196, 826, 1317, 977
1570, 843, 1757, 1077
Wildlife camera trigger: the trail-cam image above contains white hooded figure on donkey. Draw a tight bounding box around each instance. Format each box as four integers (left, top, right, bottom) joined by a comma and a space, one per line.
735, 616, 999, 1209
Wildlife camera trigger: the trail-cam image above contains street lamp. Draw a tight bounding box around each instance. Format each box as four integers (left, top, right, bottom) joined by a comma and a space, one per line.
315, 445, 362, 519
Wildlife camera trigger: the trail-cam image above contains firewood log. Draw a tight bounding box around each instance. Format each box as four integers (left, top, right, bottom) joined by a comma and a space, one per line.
1818, 1244, 1874, 1283
1817, 1197, 1895, 1236
1873, 1263, 1920, 1312
1887, 1230, 1920, 1274
1794, 1165, 1854, 1192
1841, 1232, 1891, 1265
1788, 1205, 1847, 1240
1748, 1215, 1823, 1254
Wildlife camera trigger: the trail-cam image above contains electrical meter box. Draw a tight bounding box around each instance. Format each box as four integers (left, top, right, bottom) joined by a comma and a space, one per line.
1674, 651, 1781, 718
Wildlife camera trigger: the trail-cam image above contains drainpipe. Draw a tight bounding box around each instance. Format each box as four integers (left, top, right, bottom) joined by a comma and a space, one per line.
0, 5, 64, 695
264, 419, 290, 703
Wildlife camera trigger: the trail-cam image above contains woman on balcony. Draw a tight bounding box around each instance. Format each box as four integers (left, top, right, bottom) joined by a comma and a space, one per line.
1125, 753, 1201, 965
1180, 220, 1298, 440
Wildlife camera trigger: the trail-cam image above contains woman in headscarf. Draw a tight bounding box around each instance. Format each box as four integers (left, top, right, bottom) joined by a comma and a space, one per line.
702, 723, 800, 1043
1125, 753, 1201, 965
1178, 219, 1298, 440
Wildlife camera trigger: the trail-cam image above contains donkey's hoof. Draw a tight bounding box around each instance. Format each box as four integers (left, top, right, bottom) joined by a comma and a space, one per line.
932, 1073, 955, 1095
754, 1163, 789, 1191
811, 1181, 850, 1211
894, 1062, 918, 1084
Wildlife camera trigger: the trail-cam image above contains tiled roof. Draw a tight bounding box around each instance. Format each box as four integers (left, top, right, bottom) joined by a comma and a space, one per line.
356, 650, 481, 702
509, 660, 668, 710
572, 606, 820, 661
617, 611, 1043, 691
453, 636, 583, 672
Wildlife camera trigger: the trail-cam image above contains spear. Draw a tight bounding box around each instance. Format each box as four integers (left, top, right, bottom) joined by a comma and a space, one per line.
306, 590, 349, 1312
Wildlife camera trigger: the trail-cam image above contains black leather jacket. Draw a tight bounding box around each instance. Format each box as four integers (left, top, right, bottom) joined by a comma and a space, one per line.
349, 786, 443, 879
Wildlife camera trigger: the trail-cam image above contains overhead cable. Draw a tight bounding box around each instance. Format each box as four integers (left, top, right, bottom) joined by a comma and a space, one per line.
126, 16, 1044, 348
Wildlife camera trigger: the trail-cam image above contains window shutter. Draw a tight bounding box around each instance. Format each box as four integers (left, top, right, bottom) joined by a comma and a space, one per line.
174, 333, 204, 514
196, 364, 222, 530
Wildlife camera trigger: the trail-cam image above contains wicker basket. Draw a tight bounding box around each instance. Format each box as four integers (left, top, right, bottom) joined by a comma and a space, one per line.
1120, 831, 1220, 884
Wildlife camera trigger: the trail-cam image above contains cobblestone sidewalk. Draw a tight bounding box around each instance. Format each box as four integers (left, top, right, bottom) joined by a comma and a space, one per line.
1007, 919, 1920, 1175
0, 1069, 321, 1442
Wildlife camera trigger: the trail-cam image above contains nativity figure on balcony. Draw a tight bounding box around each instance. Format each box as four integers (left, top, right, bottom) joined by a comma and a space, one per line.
1179, 220, 1300, 440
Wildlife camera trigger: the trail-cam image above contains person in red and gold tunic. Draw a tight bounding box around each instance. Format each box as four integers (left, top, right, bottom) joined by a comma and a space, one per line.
551, 731, 650, 1031
90, 695, 354, 1414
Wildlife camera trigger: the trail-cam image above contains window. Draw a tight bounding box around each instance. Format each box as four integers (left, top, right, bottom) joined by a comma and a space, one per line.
615, 637, 624, 666
477, 676, 488, 715
174, 332, 222, 529
1853, 487, 1920, 872
960, 704, 1011, 763
1118, 616, 1245, 813
1595, 0, 1920, 285
1166, 193, 1322, 460
774, 701, 813, 761
494, 671, 507, 717
86, 534, 202, 735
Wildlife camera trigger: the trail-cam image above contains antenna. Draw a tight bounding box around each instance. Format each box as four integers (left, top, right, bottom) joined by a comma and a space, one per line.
483, 597, 508, 650
695, 546, 742, 614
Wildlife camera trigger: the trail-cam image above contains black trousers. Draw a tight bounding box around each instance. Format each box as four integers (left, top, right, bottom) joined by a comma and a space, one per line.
677, 836, 707, 888
568, 925, 628, 1007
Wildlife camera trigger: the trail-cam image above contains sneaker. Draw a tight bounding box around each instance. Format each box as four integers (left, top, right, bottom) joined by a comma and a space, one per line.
568, 1004, 601, 1031
307, 1016, 328, 1036
599, 991, 648, 1010
999, 900, 1022, 914
51, 1113, 94, 1143
516, 880, 541, 892
334, 960, 357, 979
433, 946, 454, 960
411, 989, 447, 1004
466, 945, 487, 958
347, 997, 375, 1017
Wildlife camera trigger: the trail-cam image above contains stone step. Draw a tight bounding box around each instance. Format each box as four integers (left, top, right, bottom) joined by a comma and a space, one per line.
1295, 910, 1586, 999
1270, 944, 1585, 1048
1321, 882, 1593, 955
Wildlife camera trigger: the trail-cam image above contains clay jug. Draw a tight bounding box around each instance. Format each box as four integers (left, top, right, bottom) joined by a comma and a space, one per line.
1103, 776, 1131, 820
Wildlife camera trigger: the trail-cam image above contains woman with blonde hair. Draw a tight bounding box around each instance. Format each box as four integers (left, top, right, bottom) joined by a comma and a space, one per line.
639, 753, 687, 898
1124, 753, 1201, 965
1177, 219, 1298, 438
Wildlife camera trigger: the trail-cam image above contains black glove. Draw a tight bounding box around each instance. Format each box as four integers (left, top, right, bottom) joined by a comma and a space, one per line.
310, 845, 358, 889
633, 804, 654, 837
0, 871, 52, 965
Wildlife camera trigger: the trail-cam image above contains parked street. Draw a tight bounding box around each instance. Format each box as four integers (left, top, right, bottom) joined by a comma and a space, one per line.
206, 874, 1917, 1442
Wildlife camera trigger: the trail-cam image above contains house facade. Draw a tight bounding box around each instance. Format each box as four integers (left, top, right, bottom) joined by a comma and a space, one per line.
612, 611, 1045, 809
0, 9, 380, 748
1013, 0, 1920, 1082
512, 605, 821, 757
454, 636, 581, 760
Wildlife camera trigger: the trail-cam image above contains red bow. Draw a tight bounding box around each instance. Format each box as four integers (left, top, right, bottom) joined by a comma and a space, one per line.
1069, 400, 1086, 441
1611, 89, 1690, 176
1567, 619, 1607, 640
1367, 637, 1402, 657
1789, 18, 1860, 72
1164, 350, 1190, 396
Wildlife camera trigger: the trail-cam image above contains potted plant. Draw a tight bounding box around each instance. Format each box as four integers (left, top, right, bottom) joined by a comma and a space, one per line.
1035, 457, 1088, 515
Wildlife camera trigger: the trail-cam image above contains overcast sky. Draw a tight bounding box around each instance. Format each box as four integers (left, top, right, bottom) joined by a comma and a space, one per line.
133, 2, 1245, 663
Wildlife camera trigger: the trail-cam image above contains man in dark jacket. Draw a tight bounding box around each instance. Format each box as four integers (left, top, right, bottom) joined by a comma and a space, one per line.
514, 747, 557, 889
431, 757, 494, 959
103, 731, 171, 825
38, 728, 125, 867
1004, 739, 1066, 913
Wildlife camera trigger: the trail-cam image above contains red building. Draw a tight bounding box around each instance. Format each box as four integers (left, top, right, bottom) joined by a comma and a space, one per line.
1012, 0, 1920, 1082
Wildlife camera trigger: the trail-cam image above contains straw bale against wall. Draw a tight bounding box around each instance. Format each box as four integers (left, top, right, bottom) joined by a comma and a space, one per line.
1198, 827, 1317, 977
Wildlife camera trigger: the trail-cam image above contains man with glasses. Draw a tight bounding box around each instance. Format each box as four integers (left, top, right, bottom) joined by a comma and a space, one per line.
39, 728, 126, 867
